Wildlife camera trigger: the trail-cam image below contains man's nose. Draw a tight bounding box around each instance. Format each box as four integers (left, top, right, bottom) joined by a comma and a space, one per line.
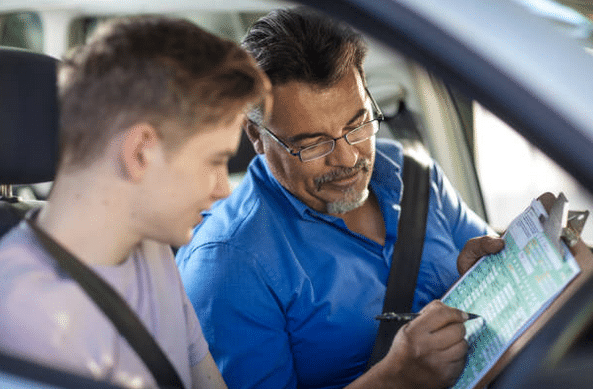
326, 137, 358, 167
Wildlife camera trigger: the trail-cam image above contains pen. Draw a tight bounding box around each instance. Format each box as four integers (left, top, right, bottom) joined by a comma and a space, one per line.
375, 312, 481, 322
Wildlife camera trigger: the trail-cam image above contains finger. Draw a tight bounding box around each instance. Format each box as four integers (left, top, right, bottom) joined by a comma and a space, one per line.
429, 338, 468, 364
424, 340, 468, 387
537, 192, 556, 213
457, 235, 505, 275
426, 321, 466, 350
433, 344, 468, 386
569, 238, 592, 260
413, 301, 467, 332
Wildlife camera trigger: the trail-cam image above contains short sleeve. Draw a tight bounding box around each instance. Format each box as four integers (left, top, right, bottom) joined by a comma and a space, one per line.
183, 289, 209, 366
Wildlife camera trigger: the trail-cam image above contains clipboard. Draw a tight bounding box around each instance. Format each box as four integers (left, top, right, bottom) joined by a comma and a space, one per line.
474, 194, 591, 388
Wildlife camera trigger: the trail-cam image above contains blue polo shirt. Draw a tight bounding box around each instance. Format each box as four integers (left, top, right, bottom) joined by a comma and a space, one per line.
176, 139, 489, 389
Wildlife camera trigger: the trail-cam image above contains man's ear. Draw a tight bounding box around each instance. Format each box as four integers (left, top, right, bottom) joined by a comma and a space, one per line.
244, 121, 265, 154
119, 123, 159, 182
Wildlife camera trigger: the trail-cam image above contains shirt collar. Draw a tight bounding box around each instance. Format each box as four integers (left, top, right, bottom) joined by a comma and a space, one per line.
252, 155, 342, 223
251, 144, 404, 225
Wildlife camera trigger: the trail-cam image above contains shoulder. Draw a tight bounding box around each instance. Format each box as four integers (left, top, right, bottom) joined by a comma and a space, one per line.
0, 224, 100, 369
132, 240, 191, 302
176, 166, 303, 296
375, 138, 439, 170
0, 220, 76, 299
376, 137, 404, 158
0, 222, 61, 287
181, 164, 291, 258
371, 138, 406, 186
137, 239, 177, 273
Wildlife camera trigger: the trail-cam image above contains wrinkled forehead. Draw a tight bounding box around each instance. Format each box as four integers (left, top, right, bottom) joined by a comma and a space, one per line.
268, 69, 368, 133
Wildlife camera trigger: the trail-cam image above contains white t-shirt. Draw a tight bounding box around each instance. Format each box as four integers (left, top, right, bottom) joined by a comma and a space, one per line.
0, 220, 208, 389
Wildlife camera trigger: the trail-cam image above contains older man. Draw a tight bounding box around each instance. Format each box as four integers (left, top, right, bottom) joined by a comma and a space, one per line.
177, 7, 500, 389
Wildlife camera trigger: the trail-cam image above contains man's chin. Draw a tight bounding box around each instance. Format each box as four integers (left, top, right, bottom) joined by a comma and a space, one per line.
326, 188, 369, 214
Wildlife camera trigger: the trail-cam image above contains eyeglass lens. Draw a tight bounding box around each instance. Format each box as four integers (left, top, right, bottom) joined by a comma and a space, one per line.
299, 120, 379, 161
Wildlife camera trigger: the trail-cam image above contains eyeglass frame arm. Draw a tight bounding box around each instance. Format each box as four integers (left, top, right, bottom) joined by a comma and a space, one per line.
254, 87, 384, 161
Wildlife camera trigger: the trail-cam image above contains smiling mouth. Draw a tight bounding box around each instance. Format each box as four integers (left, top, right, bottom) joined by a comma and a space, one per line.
327, 171, 361, 188
314, 159, 370, 191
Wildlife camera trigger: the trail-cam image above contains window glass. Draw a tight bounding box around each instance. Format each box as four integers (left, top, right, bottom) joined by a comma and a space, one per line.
68, 17, 105, 48
0, 12, 42, 52
511, 0, 593, 51
474, 102, 593, 244
474, 1, 593, 244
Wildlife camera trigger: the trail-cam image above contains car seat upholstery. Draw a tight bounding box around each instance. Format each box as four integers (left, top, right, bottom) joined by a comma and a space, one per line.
0, 47, 59, 238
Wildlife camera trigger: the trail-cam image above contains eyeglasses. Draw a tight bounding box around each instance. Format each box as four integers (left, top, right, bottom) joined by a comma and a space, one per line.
259, 88, 384, 162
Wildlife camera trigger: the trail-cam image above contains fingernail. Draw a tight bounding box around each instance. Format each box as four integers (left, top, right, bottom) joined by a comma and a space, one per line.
461, 311, 469, 320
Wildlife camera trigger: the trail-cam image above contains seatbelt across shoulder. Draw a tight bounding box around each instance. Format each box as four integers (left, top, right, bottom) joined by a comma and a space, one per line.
26, 213, 185, 389
367, 148, 431, 368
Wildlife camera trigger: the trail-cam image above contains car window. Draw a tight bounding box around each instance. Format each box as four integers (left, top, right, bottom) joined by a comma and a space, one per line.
0, 12, 42, 52
473, 0, 593, 243
4, 0, 592, 241
512, 0, 593, 51
475, 102, 593, 243
1, 1, 593, 388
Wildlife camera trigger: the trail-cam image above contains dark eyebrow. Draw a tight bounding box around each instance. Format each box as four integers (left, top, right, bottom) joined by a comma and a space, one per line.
345, 108, 368, 126
285, 108, 368, 144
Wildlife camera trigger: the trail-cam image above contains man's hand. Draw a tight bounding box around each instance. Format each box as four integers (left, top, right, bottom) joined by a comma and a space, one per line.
457, 192, 565, 276
536, 191, 589, 258
536, 192, 556, 214
457, 236, 505, 275
376, 301, 469, 389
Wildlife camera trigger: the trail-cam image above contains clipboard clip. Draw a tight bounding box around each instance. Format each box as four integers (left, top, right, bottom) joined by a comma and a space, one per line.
561, 210, 589, 248
541, 192, 589, 252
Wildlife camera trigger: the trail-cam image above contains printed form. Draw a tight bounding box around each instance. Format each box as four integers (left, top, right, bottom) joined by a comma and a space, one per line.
442, 199, 580, 389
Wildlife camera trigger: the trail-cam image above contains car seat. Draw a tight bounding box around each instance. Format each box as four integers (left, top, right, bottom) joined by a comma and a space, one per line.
0, 46, 130, 389
0, 47, 59, 238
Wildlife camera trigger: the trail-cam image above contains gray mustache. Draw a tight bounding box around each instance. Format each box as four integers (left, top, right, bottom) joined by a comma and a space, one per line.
314, 159, 370, 191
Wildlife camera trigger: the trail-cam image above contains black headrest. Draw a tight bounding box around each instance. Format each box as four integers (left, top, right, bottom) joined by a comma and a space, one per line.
0, 48, 59, 184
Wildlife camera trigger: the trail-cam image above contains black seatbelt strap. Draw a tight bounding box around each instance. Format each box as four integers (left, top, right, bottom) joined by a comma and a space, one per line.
367, 149, 431, 369
26, 213, 185, 389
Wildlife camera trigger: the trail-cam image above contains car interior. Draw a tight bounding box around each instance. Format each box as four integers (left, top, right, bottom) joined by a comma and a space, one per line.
1, 0, 593, 387
0, 15, 433, 388
0, 47, 131, 389
0, 48, 58, 239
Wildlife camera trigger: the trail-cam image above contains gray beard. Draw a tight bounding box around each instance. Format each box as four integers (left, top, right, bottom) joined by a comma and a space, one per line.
326, 187, 369, 214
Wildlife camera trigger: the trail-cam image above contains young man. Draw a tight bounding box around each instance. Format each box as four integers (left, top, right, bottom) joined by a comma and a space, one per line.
176, 7, 503, 389
0, 16, 269, 389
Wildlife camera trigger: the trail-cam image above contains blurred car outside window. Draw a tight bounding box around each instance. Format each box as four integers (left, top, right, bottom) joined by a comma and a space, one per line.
474, 102, 593, 244
474, 0, 593, 244
0, 12, 42, 52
